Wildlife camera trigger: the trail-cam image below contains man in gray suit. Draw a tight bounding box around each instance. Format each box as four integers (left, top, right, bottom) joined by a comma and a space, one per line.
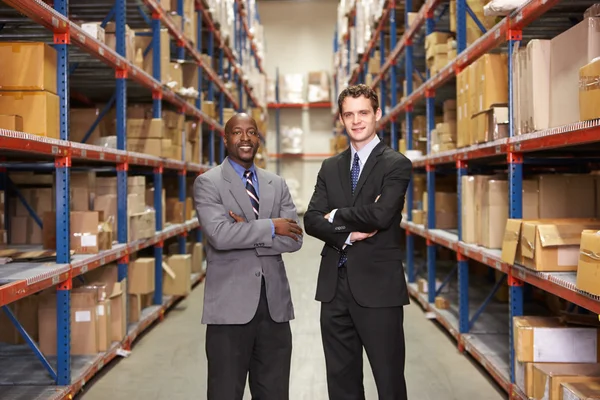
193, 113, 303, 400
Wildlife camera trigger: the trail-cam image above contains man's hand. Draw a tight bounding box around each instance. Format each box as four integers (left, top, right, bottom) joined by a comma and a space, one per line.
229, 211, 246, 223
324, 212, 330, 220
350, 230, 377, 243
272, 218, 304, 241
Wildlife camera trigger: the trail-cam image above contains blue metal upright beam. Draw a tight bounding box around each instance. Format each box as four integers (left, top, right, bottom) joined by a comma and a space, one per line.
508, 28, 524, 384
389, 0, 398, 151
54, 0, 71, 386
208, 30, 215, 166
219, 48, 225, 163
456, 0, 468, 53
151, 10, 164, 305
153, 167, 164, 305
178, 169, 187, 253
405, 0, 415, 283
176, 0, 185, 59
116, 0, 128, 287
425, 5, 437, 304
457, 160, 469, 334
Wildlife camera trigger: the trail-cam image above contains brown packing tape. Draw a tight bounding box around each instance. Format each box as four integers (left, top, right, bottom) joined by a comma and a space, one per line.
580, 75, 600, 91
162, 261, 176, 280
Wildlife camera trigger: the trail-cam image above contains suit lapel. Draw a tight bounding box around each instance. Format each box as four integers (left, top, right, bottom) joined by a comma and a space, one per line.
256, 169, 274, 219
337, 148, 353, 206
353, 142, 386, 205
222, 158, 255, 221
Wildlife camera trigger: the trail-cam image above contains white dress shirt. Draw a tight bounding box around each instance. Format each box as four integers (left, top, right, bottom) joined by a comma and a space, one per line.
328, 134, 381, 246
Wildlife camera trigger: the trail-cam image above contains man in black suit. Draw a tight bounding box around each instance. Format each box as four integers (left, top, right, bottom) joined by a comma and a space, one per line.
304, 84, 412, 400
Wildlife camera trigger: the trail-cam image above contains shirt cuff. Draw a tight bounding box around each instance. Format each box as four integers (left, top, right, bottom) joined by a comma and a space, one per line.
270, 220, 275, 238
328, 209, 338, 223
342, 233, 353, 250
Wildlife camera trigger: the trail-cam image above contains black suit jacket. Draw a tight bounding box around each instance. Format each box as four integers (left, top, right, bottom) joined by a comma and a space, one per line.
304, 141, 412, 308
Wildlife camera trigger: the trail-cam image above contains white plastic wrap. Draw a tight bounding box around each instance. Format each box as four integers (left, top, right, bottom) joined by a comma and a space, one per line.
483, 0, 529, 16
280, 126, 303, 154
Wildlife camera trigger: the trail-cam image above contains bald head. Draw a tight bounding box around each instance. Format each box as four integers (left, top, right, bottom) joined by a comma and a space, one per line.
225, 113, 258, 135
223, 112, 260, 169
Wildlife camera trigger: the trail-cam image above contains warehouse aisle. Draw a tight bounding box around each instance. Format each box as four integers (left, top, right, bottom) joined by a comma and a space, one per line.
79, 235, 505, 400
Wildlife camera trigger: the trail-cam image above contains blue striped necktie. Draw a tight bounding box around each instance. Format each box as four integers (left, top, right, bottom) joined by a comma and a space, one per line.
244, 170, 259, 219
339, 153, 361, 266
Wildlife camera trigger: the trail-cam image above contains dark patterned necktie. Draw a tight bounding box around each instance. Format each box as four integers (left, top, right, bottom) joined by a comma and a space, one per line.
339, 153, 361, 266
244, 170, 259, 219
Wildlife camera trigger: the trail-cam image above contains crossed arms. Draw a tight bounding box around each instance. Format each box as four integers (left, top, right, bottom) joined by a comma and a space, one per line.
304, 157, 412, 250
193, 174, 303, 255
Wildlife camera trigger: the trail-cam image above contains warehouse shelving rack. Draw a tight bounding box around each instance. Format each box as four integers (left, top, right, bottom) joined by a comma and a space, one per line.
267, 69, 334, 175
0, 0, 265, 398
334, 0, 600, 398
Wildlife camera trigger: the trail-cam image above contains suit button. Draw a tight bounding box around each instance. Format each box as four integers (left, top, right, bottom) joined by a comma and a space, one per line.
255, 272, 261, 277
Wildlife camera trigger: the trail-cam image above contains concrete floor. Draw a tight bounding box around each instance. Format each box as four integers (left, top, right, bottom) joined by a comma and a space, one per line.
79, 235, 506, 400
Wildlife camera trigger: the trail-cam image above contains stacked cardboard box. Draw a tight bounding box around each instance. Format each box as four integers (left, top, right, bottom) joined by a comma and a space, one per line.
425, 32, 452, 75
457, 53, 508, 147
511, 316, 600, 398
0, 42, 60, 139
513, 18, 600, 133
105, 22, 136, 63
431, 117, 457, 153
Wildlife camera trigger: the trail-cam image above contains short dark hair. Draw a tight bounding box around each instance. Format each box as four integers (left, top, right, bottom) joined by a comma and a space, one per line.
337, 84, 379, 114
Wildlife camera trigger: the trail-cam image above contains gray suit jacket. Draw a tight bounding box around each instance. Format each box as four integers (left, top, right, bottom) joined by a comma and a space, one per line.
193, 157, 302, 325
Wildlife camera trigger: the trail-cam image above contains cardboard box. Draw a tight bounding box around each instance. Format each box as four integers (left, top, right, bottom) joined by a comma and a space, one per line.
163, 254, 192, 296
110, 280, 127, 342
561, 381, 600, 399
127, 138, 172, 158
128, 293, 141, 323
71, 211, 101, 254
514, 40, 551, 135
579, 56, 600, 121
146, 187, 166, 228
472, 54, 508, 117
0, 42, 57, 93
533, 364, 600, 400
550, 17, 600, 128
191, 242, 204, 273
96, 299, 111, 352
129, 209, 156, 242
105, 22, 136, 62
481, 179, 508, 249
577, 230, 600, 296
521, 220, 600, 271
412, 209, 425, 225
0, 91, 60, 138
514, 316, 600, 363
434, 296, 449, 309
81, 22, 105, 43
166, 198, 185, 223
538, 175, 596, 219
128, 257, 155, 295
134, 28, 170, 81
0, 115, 23, 131
126, 118, 163, 139
501, 219, 600, 271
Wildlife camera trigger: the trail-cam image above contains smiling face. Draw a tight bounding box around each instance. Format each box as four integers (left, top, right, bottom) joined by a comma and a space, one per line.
224, 113, 260, 168
339, 95, 382, 149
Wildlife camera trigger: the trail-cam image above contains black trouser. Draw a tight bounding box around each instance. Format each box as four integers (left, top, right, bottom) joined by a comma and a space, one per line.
206, 278, 292, 400
321, 266, 407, 400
